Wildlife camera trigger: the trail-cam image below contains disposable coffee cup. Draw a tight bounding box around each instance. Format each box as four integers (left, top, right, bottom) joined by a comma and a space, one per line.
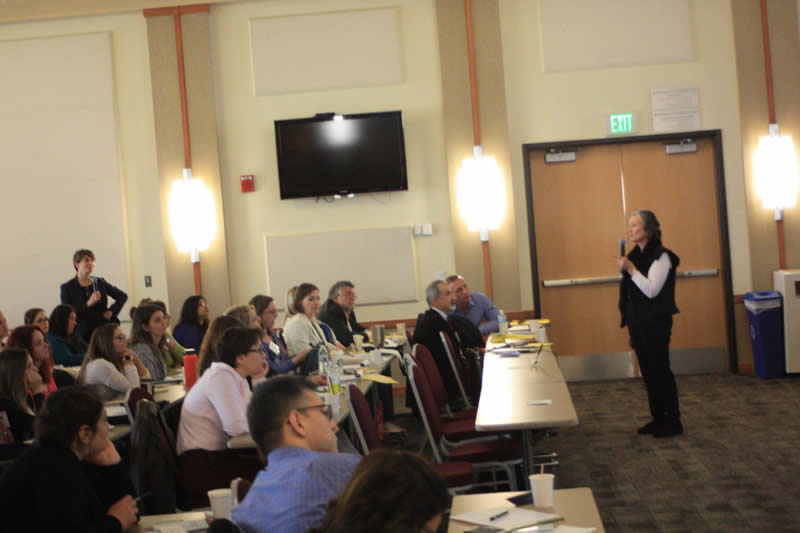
396, 322, 406, 337
529, 473, 554, 508
208, 488, 233, 519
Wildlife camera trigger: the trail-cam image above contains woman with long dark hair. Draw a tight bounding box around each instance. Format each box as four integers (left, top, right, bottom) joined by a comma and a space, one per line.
0, 348, 45, 458
47, 304, 88, 367
173, 295, 210, 352
618, 209, 682, 438
129, 304, 170, 381
7, 325, 57, 396
311, 450, 449, 533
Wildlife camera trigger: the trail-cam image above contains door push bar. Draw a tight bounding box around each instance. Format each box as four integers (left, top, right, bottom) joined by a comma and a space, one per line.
542, 268, 719, 288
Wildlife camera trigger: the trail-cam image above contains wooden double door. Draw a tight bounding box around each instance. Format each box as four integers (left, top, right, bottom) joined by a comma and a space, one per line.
527, 136, 731, 372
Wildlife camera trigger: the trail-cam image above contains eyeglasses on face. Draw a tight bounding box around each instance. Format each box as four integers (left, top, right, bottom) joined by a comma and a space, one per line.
35, 317, 50, 323
295, 403, 333, 421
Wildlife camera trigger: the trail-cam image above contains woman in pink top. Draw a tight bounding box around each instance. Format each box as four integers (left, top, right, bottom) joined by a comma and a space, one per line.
176, 327, 266, 508
8, 326, 57, 396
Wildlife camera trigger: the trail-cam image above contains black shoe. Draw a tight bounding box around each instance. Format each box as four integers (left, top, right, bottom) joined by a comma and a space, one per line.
637, 420, 658, 435
653, 418, 683, 438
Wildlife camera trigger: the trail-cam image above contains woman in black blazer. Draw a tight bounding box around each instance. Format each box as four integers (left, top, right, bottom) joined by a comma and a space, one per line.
60, 249, 127, 342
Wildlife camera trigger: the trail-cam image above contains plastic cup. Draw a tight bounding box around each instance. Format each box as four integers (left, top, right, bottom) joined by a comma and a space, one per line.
396, 322, 406, 337
353, 334, 364, 353
208, 488, 233, 519
529, 473, 554, 508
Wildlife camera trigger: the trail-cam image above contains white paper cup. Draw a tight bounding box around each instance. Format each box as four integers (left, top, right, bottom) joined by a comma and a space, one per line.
529, 473, 554, 508
208, 488, 233, 519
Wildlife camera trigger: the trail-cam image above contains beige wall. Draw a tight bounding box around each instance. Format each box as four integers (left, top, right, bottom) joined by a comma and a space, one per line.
733, 0, 800, 291
436, 0, 521, 312
147, 10, 232, 317
209, 0, 455, 321
0, 12, 169, 317
499, 0, 753, 308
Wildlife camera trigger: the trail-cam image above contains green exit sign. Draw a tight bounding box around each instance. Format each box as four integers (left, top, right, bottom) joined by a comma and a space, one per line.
609, 113, 635, 134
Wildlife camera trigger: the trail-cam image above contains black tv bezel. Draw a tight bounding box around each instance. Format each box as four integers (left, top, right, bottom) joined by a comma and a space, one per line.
274, 110, 409, 200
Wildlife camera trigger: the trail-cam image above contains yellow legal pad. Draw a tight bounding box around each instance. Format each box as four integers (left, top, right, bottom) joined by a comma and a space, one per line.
359, 373, 399, 385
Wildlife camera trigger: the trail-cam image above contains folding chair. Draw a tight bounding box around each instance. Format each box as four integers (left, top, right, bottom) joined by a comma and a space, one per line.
348, 383, 474, 492
407, 357, 522, 490
439, 332, 472, 408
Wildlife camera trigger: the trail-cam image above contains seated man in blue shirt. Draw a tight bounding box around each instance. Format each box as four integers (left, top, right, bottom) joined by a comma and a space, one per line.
446, 274, 500, 335
233, 376, 362, 533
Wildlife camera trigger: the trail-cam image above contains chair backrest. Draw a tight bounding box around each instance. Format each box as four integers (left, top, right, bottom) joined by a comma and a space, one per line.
52, 368, 76, 389
128, 387, 154, 421
412, 344, 450, 409
130, 399, 177, 514
207, 518, 242, 533
160, 396, 184, 450
230, 477, 252, 507
439, 331, 471, 407
407, 362, 445, 462
348, 384, 382, 453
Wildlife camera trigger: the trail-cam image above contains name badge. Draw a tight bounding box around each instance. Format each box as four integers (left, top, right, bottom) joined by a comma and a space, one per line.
268, 341, 280, 354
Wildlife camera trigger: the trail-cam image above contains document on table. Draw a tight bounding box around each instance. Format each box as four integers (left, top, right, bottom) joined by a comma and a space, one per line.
553, 526, 595, 533
451, 506, 562, 529
359, 373, 398, 385
105, 405, 127, 418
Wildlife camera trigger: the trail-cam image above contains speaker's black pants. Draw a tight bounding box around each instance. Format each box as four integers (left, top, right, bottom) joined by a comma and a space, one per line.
628, 315, 680, 421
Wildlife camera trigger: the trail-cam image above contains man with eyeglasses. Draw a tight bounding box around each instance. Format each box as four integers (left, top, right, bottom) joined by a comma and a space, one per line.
233, 375, 361, 533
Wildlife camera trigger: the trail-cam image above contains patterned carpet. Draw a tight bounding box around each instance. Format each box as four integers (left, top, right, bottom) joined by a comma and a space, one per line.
545, 373, 800, 532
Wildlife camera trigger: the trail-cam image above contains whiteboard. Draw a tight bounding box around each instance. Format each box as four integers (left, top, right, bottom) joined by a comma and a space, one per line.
0, 33, 129, 328
264, 227, 418, 308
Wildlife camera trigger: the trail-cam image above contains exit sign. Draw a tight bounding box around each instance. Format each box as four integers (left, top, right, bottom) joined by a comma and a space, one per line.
609, 113, 635, 135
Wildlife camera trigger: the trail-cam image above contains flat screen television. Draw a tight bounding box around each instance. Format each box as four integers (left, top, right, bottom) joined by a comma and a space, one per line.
274, 110, 408, 199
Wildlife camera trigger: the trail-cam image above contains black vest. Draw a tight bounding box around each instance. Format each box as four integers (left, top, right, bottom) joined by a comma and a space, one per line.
619, 240, 680, 328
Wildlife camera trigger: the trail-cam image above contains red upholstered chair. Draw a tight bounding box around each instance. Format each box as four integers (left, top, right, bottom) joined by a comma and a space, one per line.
439, 332, 472, 408
407, 358, 522, 491
128, 387, 154, 420
348, 384, 474, 491
230, 477, 252, 507
412, 344, 476, 420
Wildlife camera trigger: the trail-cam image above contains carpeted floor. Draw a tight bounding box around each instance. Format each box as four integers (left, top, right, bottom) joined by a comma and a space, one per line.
545, 373, 800, 532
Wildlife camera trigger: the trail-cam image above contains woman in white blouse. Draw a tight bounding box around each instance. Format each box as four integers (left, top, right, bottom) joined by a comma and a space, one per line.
77, 324, 149, 401
176, 327, 265, 508
283, 283, 346, 356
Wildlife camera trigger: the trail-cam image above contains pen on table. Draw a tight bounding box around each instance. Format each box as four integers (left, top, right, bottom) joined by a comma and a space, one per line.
489, 509, 510, 521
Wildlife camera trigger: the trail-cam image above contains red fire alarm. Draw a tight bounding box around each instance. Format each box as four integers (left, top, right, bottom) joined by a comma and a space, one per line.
240, 174, 255, 193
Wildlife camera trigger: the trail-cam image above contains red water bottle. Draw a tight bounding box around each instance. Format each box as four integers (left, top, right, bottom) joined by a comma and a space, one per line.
183, 350, 198, 390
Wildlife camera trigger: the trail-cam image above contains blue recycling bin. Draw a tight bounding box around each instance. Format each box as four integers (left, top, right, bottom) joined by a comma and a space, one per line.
743, 291, 785, 378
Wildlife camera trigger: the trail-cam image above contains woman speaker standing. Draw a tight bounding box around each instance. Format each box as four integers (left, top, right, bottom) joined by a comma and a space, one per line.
617, 209, 683, 438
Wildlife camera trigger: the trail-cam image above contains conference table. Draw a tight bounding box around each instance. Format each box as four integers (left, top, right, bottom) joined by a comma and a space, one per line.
132, 488, 604, 532
476, 332, 578, 478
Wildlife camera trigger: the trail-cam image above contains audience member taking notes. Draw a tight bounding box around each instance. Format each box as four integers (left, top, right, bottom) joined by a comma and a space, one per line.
233, 375, 361, 533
